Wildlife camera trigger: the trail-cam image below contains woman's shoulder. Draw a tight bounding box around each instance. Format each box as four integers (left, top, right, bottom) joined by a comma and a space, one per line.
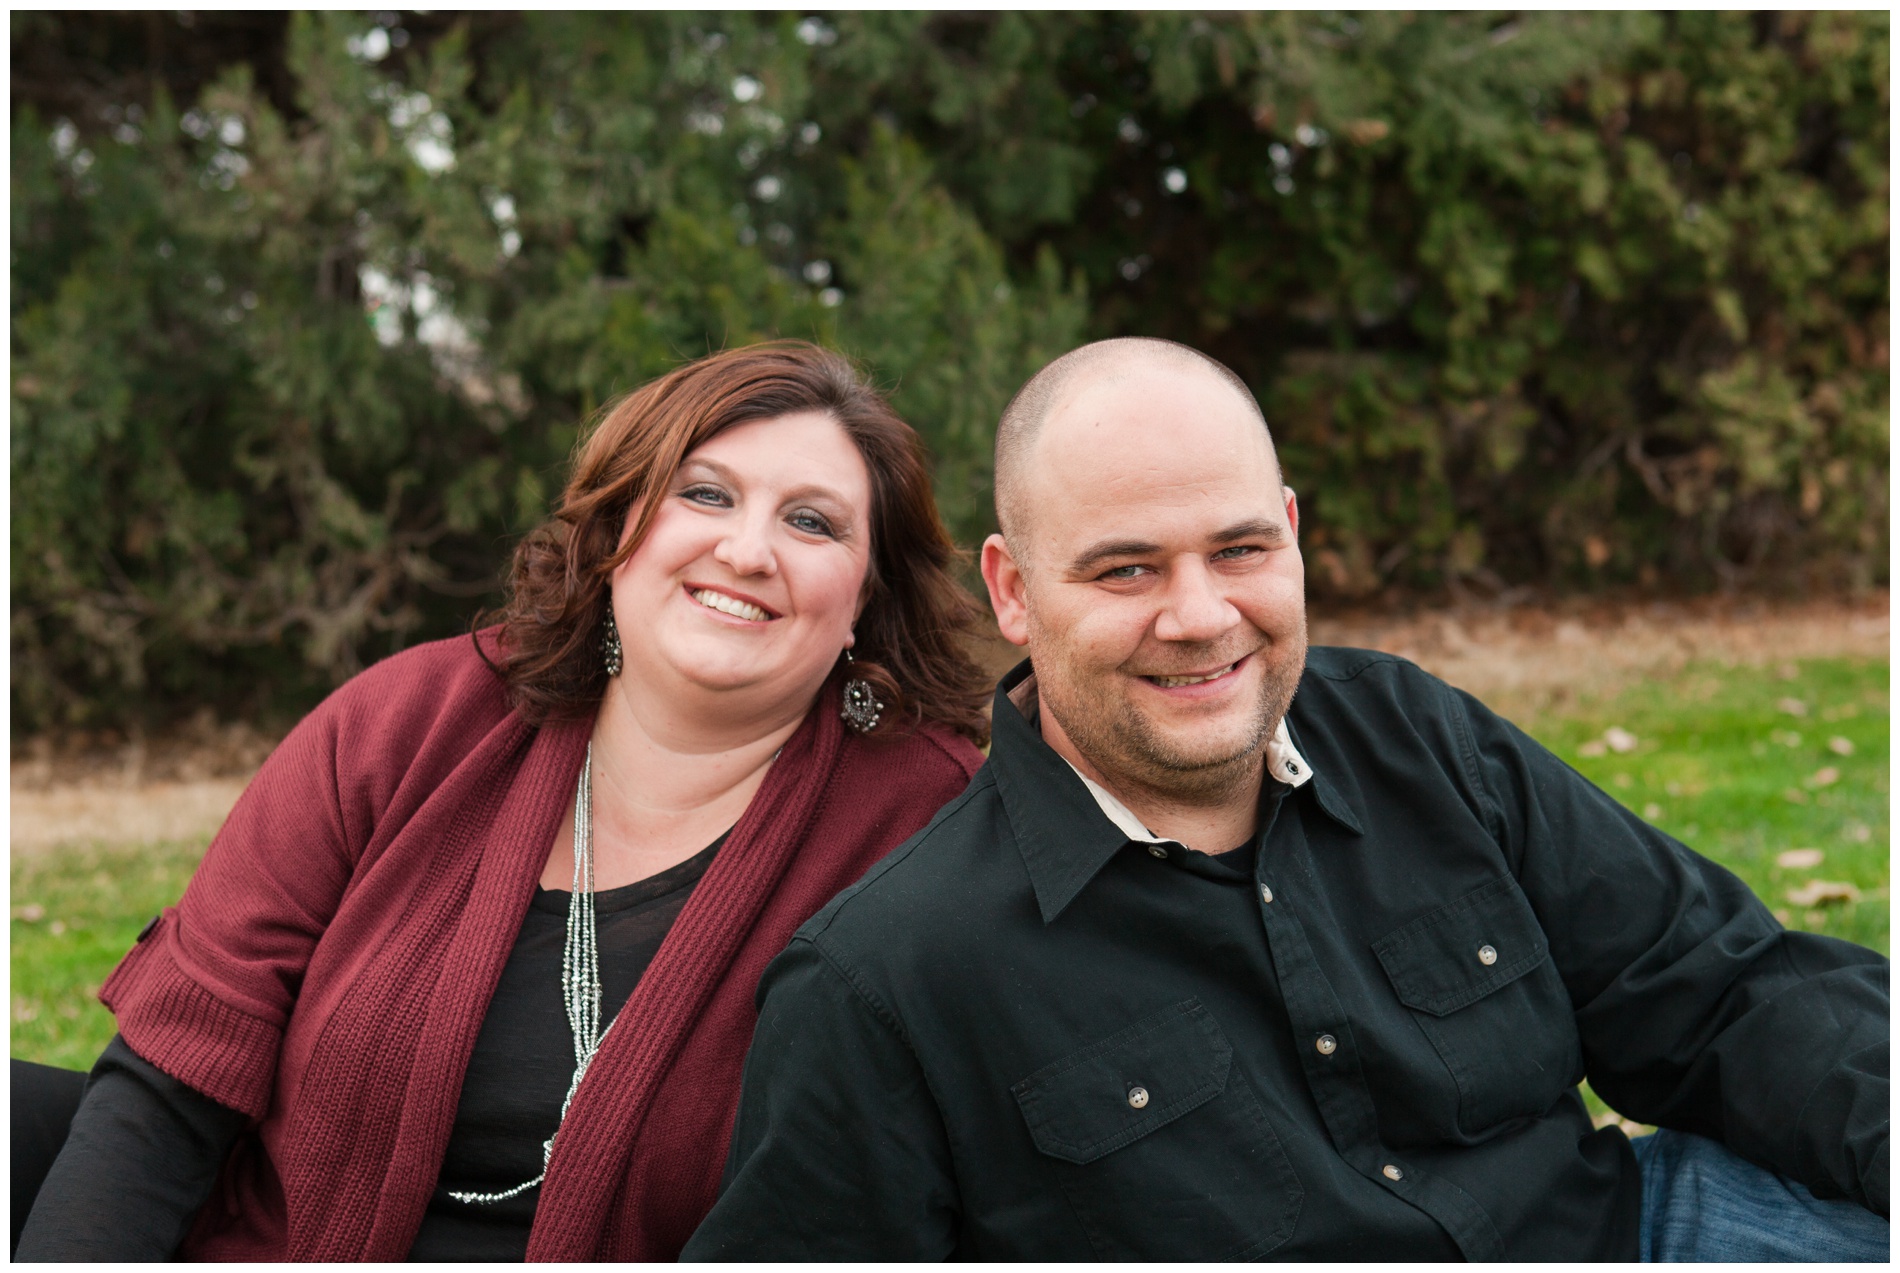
245, 628, 524, 838
840, 720, 985, 803
902, 721, 986, 780
303, 627, 515, 751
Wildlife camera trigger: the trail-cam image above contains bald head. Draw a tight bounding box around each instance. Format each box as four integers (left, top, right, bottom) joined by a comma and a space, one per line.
994, 338, 1272, 548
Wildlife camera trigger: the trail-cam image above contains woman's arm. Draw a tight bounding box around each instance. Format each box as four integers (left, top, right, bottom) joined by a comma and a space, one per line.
15, 1035, 247, 1260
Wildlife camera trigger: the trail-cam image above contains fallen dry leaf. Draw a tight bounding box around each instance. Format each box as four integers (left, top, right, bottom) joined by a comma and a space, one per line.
1776, 848, 1825, 869
1603, 726, 1639, 754
1578, 739, 1607, 757
1808, 766, 1841, 788
1828, 736, 1855, 756
1777, 697, 1810, 717
1786, 880, 1861, 908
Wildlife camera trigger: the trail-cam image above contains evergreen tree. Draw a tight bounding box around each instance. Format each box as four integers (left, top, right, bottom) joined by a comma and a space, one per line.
10, 12, 1886, 731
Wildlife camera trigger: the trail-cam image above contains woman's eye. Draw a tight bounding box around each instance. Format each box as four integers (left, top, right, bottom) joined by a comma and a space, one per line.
680, 484, 730, 507
789, 510, 835, 537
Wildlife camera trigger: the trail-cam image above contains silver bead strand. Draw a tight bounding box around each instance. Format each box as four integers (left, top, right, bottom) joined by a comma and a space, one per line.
451, 744, 608, 1206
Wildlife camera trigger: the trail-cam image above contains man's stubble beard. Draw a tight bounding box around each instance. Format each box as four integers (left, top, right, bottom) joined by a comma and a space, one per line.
1031, 613, 1309, 807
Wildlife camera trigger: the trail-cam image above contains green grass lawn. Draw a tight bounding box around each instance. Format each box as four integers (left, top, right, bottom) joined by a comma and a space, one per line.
1521, 657, 1889, 955
11, 657, 1890, 1091
11, 840, 211, 1070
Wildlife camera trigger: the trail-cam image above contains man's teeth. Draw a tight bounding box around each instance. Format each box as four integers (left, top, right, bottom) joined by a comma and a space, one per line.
1151, 663, 1237, 688
692, 589, 771, 621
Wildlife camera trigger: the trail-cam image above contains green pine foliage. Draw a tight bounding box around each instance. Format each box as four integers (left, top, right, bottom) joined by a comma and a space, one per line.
10, 13, 1887, 731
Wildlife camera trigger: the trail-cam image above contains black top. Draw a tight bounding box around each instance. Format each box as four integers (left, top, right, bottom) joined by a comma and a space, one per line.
16, 838, 722, 1262
13, 1036, 248, 1261
684, 651, 1890, 1262
413, 836, 724, 1260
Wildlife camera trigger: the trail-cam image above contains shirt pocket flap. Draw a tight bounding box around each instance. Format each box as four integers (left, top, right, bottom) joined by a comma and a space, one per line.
1011, 999, 1233, 1165
1372, 875, 1550, 1018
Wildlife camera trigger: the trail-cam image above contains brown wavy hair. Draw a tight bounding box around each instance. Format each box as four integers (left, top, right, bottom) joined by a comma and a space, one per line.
485, 341, 990, 745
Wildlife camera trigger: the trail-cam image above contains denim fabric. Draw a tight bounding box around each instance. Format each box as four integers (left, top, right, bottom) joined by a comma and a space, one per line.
1633, 1130, 1889, 1262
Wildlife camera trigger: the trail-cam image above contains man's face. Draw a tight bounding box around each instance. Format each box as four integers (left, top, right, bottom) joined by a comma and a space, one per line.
983, 365, 1307, 800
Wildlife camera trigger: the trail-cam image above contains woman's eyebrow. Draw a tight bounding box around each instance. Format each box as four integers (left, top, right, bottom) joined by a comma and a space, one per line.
778, 482, 855, 508
675, 456, 732, 481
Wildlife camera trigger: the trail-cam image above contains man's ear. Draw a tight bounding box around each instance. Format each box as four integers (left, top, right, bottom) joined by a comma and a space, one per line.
980, 534, 1031, 648
1283, 486, 1300, 538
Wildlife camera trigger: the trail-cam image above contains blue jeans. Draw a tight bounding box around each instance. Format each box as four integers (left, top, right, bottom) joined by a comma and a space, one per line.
1632, 1130, 1889, 1261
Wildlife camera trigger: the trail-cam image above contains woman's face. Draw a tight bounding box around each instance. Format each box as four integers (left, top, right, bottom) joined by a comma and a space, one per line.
608, 410, 874, 720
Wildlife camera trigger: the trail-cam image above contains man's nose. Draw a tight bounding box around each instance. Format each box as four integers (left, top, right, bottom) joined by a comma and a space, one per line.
1152, 560, 1240, 643
713, 511, 779, 576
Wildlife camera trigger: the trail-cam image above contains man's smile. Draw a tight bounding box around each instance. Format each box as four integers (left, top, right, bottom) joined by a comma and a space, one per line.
1137, 653, 1251, 691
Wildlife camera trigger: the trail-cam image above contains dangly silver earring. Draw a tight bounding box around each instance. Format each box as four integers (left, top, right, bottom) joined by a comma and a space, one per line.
840, 648, 884, 734
601, 610, 623, 678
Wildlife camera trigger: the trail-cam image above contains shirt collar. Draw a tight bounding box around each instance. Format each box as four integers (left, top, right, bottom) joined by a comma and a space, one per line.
1065, 715, 1313, 845
989, 659, 1358, 925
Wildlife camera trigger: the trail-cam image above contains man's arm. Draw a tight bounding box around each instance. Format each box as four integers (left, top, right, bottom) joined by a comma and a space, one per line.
682, 936, 961, 1259
1453, 685, 1889, 1216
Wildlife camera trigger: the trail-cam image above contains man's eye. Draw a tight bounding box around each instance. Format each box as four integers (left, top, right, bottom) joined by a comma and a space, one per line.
1101, 564, 1146, 580
1214, 545, 1260, 560
789, 510, 835, 537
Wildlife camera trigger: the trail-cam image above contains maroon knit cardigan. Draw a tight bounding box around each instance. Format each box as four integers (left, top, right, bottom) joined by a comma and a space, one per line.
100, 630, 981, 1261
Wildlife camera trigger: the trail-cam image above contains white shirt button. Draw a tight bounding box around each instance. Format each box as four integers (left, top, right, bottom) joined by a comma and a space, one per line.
1382, 1163, 1403, 1181
1127, 1086, 1149, 1109
1260, 883, 1274, 904
1315, 1034, 1338, 1056
1146, 845, 1168, 859
1478, 944, 1498, 966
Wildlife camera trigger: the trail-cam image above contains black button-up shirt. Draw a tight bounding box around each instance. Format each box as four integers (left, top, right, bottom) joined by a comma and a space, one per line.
685, 650, 1888, 1261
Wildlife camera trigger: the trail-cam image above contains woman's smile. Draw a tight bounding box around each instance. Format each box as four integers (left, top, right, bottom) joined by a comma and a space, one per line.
686, 584, 779, 624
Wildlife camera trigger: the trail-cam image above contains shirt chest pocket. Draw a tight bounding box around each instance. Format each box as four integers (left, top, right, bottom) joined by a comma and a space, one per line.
1010, 999, 1303, 1260
1372, 875, 1582, 1138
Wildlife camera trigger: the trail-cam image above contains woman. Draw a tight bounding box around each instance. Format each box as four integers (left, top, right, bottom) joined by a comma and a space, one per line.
16, 341, 991, 1260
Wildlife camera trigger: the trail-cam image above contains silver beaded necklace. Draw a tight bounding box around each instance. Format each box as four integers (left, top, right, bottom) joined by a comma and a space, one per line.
450, 743, 606, 1206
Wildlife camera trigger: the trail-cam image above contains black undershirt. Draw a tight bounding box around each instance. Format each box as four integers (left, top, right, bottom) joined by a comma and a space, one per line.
17, 836, 723, 1262
412, 835, 724, 1260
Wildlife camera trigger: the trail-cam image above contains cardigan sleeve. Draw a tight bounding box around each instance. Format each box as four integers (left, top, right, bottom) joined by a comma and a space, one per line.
100, 635, 521, 1120
100, 696, 365, 1119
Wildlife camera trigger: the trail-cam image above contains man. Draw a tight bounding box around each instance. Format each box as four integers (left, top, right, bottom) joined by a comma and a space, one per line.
684, 339, 1888, 1260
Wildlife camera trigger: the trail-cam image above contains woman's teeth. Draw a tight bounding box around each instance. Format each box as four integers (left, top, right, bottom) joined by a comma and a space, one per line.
692, 589, 771, 621
1151, 663, 1237, 688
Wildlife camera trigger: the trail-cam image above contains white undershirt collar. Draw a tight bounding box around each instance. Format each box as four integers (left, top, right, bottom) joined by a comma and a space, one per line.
1009, 672, 1315, 845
